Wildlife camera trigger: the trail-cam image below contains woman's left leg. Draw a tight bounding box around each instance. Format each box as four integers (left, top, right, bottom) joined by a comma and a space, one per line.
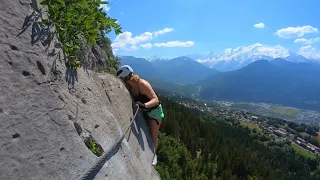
148, 118, 162, 152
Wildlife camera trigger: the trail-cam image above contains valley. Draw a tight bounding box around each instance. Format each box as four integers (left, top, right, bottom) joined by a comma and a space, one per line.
158, 92, 320, 157
158, 94, 320, 179
215, 100, 320, 126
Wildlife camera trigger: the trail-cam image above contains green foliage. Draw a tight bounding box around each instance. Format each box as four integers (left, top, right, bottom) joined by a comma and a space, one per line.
105, 56, 121, 72
252, 128, 257, 133
88, 139, 102, 156
271, 106, 301, 117
156, 133, 197, 180
157, 95, 320, 180
40, 0, 122, 69
291, 144, 317, 159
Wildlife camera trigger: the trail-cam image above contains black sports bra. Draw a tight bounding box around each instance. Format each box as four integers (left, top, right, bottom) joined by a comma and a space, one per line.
131, 82, 150, 104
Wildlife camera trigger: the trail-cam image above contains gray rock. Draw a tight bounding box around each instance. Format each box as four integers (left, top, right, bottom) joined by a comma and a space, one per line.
0, 1, 161, 180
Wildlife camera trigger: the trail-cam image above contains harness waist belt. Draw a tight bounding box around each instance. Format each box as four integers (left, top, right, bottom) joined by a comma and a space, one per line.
142, 101, 161, 112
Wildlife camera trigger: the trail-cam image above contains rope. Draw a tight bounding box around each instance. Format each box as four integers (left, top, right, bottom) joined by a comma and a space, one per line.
78, 106, 140, 180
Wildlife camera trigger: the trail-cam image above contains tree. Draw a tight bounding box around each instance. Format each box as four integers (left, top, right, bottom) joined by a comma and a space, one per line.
156, 95, 320, 179
40, 0, 122, 69
252, 129, 257, 133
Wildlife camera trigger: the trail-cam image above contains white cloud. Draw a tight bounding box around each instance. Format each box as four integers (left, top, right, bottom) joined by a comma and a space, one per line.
298, 45, 320, 59
100, 1, 110, 12
154, 28, 174, 37
154, 41, 194, 47
294, 37, 320, 45
111, 28, 174, 50
111, 31, 153, 49
140, 43, 153, 49
128, 45, 139, 51
275, 25, 318, 39
253, 22, 265, 29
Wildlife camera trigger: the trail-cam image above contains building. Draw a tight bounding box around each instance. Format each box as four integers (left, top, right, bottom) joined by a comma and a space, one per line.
297, 137, 306, 143
279, 128, 287, 133
288, 134, 295, 140
275, 130, 286, 137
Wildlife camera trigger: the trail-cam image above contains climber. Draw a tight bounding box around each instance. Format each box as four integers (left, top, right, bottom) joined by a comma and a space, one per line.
116, 65, 164, 166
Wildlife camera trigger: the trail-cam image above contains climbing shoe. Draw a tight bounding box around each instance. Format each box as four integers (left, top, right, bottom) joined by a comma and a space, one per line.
152, 154, 157, 166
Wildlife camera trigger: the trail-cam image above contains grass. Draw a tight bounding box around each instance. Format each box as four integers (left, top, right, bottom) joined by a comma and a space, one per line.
291, 143, 317, 159
271, 106, 301, 117
231, 103, 260, 111
262, 141, 270, 146
240, 121, 263, 134
299, 132, 310, 138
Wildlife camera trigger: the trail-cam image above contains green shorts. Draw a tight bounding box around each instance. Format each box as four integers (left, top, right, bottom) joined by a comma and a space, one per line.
143, 104, 164, 121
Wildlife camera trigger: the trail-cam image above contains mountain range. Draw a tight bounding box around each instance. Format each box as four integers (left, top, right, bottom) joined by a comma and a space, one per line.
118, 44, 320, 111
120, 56, 218, 84
198, 58, 320, 110
189, 43, 320, 71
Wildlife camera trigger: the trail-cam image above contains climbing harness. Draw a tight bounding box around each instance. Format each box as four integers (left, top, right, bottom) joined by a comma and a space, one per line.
78, 106, 140, 180
140, 102, 161, 113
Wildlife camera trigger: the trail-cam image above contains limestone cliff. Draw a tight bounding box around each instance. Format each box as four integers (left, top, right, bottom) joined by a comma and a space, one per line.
0, 0, 160, 179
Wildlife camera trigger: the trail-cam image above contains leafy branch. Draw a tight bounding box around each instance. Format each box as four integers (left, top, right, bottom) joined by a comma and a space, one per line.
40, 0, 122, 69
88, 139, 102, 156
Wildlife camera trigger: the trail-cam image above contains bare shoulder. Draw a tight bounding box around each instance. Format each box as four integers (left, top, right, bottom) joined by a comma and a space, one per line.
139, 79, 155, 93
139, 79, 152, 88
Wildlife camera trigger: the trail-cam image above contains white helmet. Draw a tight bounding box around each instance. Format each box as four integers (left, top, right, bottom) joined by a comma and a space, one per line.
116, 65, 133, 78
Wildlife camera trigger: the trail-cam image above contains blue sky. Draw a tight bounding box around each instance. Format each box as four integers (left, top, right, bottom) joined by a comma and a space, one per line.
104, 0, 320, 58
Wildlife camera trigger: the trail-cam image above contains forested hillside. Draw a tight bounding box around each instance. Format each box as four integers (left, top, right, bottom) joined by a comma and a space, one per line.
156, 95, 320, 180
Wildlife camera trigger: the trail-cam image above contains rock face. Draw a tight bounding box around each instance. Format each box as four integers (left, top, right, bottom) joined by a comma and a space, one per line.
0, 1, 160, 180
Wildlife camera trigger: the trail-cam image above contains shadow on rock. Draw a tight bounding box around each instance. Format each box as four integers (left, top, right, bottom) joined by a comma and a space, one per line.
81, 141, 122, 180
65, 65, 78, 88
128, 101, 155, 153
17, 0, 54, 51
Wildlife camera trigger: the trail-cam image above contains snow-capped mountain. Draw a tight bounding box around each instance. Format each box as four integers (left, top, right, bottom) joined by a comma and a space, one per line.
189, 43, 319, 71
146, 55, 170, 62
188, 51, 220, 61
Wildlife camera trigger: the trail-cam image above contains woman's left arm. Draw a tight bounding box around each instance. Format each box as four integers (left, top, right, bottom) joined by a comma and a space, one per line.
140, 80, 159, 108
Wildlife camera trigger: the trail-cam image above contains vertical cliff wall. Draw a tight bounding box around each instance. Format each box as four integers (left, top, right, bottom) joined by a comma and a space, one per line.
0, 0, 160, 179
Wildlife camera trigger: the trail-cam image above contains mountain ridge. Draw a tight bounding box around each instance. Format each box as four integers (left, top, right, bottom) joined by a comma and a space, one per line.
129, 44, 320, 72
197, 59, 320, 110
120, 55, 219, 84
188, 43, 320, 71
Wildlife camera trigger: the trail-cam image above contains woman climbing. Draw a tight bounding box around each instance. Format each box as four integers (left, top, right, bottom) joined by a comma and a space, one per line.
116, 65, 164, 166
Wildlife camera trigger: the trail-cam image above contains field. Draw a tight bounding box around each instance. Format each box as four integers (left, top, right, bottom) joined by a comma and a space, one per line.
240, 121, 263, 134
271, 106, 301, 117
291, 143, 317, 159
299, 132, 310, 138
